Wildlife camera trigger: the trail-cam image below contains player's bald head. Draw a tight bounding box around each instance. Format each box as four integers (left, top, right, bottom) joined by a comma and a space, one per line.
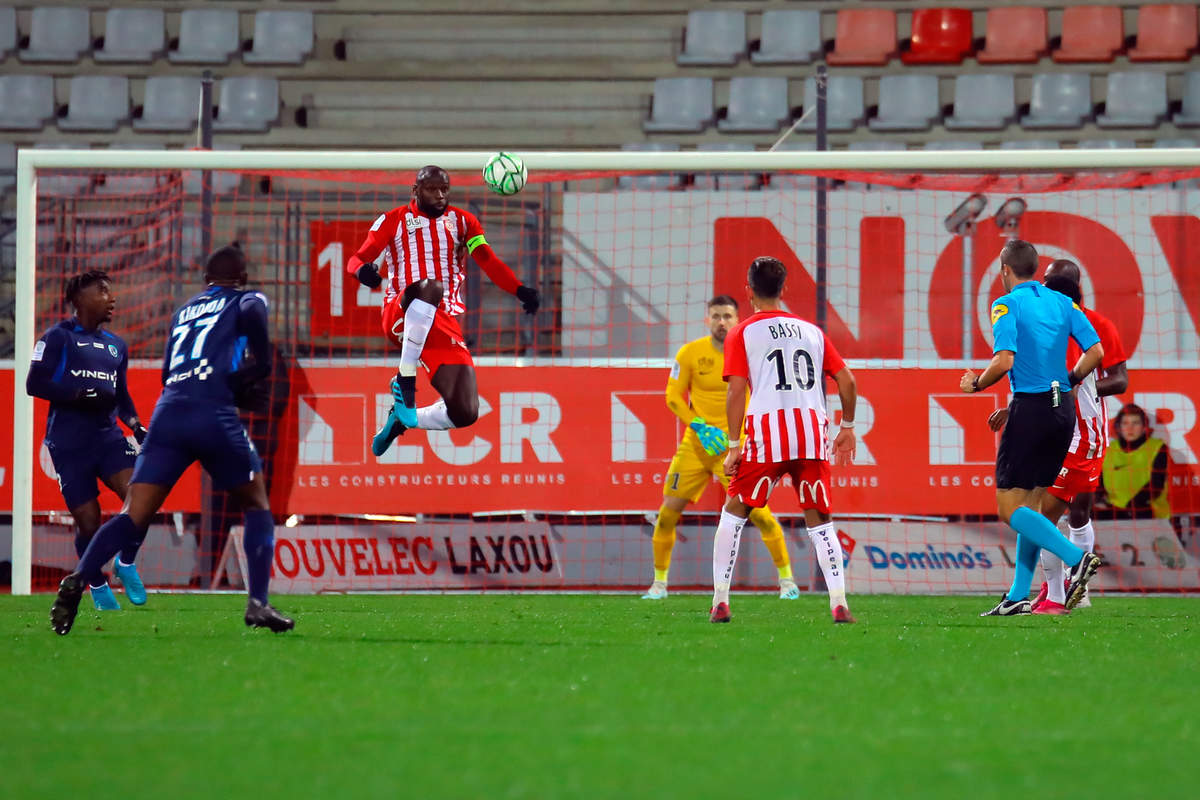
415, 166, 449, 186
1045, 258, 1081, 285
205, 242, 247, 285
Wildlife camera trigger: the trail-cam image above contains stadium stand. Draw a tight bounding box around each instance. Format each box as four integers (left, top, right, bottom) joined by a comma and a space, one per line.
694, 141, 756, 190
0, 6, 15, 61
945, 74, 1017, 131
1021, 72, 1093, 129
0, 141, 13, 194
58, 76, 130, 133
94, 8, 166, 64
869, 75, 941, 132
797, 75, 864, 132
244, 10, 315, 66
677, 9, 744, 66
213, 77, 281, 133
169, 9, 240, 65
1127, 4, 1198, 62
18, 5, 90, 63
717, 77, 790, 133
749, 9, 822, 65
616, 142, 680, 190
133, 76, 204, 133
644, 77, 714, 133
826, 9, 898, 66
976, 7, 1048, 64
0, 75, 54, 131
901, 8, 974, 65
1173, 71, 1200, 128
1096, 71, 1169, 128
1052, 5, 1124, 63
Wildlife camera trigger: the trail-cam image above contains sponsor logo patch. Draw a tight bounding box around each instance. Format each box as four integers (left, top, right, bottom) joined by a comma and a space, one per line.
990, 303, 1009, 326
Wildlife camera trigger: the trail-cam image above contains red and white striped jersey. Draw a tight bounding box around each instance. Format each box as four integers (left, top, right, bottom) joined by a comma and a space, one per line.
1067, 306, 1127, 459
355, 200, 487, 316
723, 310, 846, 464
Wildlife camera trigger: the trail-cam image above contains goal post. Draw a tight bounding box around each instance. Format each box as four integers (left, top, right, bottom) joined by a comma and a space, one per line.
12, 146, 1200, 596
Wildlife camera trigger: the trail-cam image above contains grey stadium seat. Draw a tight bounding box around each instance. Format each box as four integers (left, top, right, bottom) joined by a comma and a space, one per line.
944, 74, 1016, 130
244, 10, 314, 65
847, 141, 906, 151
1097, 72, 1168, 128
0, 141, 15, 194
0, 75, 55, 130
0, 7, 16, 60
213, 77, 280, 132
1021, 73, 1092, 129
869, 75, 940, 131
923, 140, 983, 151
169, 9, 240, 65
1172, 71, 1200, 127
999, 139, 1060, 150
798, 75, 864, 132
19, 6, 90, 62
644, 78, 714, 133
134, 76, 203, 132
33, 143, 91, 196
617, 142, 681, 190
95, 8, 165, 63
751, 10, 821, 65
718, 77, 790, 133
59, 76, 130, 132
677, 10, 745, 65
1077, 139, 1137, 149
693, 142, 757, 191
1154, 137, 1197, 148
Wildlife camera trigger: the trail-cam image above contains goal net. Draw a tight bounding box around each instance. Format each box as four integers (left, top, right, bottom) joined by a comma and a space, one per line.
9, 149, 1200, 596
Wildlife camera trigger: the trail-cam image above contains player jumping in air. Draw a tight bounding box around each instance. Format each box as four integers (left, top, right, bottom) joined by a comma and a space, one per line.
51, 244, 293, 635
988, 260, 1128, 614
710, 258, 859, 624
27, 270, 149, 611
643, 295, 799, 601
348, 165, 540, 456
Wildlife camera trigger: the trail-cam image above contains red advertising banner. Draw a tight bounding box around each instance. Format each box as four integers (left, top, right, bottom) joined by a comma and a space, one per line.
309, 220, 386, 338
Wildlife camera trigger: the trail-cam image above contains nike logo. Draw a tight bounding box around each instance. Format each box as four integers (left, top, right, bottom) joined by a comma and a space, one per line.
76, 342, 90, 347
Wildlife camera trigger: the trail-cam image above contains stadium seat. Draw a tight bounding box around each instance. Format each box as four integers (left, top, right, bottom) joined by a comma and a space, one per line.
999, 139, 1061, 150
133, 76, 203, 132
868, 75, 940, 131
244, 10, 314, 65
33, 143, 91, 195
677, 10, 745, 65
826, 9, 897, 66
764, 140, 816, 192
797, 75, 864, 132
945, 74, 1016, 131
19, 6, 90, 62
1153, 137, 1197, 148
1096, 71, 1167, 128
1077, 138, 1137, 149
95, 8, 165, 63
694, 142, 757, 191
1020, 73, 1092, 129
0, 75, 55, 130
97, 142, 164, 195
718, 77, 790, 133
182, 142, 242, 196
0, 140, 15, 194
976, 7, 1047, 64
1052, 6, 1123, 63
0, 6, 16, 61
1172, 71, 1200, 127
902, 8, 973, 65
59, 76, 130, 132
923, 141, 983, 150
213, 77, 280, 132
643, 77, 714, 133
169, 9, 240, 64
750, 9, 821, 65
1128, 4, 1198, 62
847, 141, 906, 151
617, 142, 680, 190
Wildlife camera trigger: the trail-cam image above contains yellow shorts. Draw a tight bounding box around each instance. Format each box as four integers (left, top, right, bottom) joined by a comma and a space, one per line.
662, 434, 728, 503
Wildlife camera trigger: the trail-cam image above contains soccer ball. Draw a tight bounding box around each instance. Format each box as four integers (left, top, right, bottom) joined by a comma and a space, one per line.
483, 152, 528, 196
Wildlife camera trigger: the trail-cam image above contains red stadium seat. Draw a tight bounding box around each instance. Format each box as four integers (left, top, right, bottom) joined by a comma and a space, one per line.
826, 9, 897, 66
976, 7, 1048, 64
901, 8, 973, 65
1052, 5, 1124, 63
1128, 4, 1198, 62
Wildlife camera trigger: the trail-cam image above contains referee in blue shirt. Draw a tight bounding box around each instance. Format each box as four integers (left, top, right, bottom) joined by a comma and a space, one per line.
960, 239, 1105, 616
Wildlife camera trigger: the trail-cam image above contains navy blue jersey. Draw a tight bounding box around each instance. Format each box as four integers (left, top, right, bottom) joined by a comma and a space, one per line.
26, 319, 138, 447
159, 286, 271, 407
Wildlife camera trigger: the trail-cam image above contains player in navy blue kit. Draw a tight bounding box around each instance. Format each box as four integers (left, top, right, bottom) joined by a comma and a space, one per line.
51, 244, 294, 635
27, 270, 149, 611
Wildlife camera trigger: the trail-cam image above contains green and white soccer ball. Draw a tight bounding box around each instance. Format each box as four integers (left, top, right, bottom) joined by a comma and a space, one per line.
483, 152, 528, 196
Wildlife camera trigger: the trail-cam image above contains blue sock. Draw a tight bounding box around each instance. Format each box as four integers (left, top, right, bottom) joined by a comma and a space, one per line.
74, 530, 91, 559
1010, 506, 1084, 566
1007, 533, 1041, 602
118, 533, 145, 567
243, 509, 274, 605
77, 514, 138, 587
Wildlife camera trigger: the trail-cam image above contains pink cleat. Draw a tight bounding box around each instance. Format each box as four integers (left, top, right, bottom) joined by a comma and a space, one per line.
710, 602, 731, 623
1031, 598, 1070, 616
832, 605, 857, 624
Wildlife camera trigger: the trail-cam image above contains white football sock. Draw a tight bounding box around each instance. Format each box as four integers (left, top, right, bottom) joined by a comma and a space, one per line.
416, 400, 455, 431
712, 510, 747, 607
398, 299, 438, 378
1069, 521, 1095, 554
1041, 550, 1067, 604
807, 522, 847, 610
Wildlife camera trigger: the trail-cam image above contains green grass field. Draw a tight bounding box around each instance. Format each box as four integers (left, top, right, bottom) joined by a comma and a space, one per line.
2, 593, 1197, 799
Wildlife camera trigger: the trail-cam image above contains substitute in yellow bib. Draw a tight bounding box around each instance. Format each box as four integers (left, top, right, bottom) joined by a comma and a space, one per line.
642, 295, 798, 600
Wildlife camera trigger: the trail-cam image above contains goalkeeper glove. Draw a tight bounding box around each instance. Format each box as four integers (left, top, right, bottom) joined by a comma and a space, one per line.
355, 262, 383, 289
689, 417, 729, 456
516, 285, 540, 315
132, 424, 148, 446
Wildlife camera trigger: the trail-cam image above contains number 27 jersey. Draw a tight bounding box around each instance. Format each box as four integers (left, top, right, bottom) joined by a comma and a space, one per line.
723, 310, 845, 464
160, 286, 268, 407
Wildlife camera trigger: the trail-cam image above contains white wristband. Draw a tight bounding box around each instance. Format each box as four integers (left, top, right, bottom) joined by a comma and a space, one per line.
840, 420, 855, 429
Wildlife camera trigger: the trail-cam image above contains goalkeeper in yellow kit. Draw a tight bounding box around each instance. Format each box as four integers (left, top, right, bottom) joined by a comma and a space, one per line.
642, 295, 799, 600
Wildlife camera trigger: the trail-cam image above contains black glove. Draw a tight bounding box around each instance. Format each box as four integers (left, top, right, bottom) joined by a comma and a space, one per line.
355, 262, 383, 289
73, 387, 116, 413
234, 381, 272, 415
132, 424, 148, 446
515, 285, 540, 315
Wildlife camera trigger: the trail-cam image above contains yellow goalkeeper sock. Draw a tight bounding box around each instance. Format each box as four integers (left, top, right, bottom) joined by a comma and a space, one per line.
652, 504, 682, 583
750, 507, 792, 579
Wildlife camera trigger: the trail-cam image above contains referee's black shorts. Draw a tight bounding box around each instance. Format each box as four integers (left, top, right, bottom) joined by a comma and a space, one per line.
995, 390, 1076, 490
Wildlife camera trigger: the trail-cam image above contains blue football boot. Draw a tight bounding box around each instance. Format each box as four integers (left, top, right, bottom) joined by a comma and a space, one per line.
371, 377, 418, 457
113, 560, 147, 606
90, 583, 121, 611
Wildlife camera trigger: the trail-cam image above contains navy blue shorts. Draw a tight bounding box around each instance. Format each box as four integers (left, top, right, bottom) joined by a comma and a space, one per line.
132, 400, 262, 491
995, 391, 1075, 490
46, 427, 137, 510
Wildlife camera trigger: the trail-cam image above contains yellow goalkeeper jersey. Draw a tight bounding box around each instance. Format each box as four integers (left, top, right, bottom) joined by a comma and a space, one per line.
666, 336, 729, 432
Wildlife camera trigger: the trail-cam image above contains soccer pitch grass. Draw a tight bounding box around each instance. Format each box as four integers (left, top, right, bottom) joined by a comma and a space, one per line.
2, 594, 1197, 800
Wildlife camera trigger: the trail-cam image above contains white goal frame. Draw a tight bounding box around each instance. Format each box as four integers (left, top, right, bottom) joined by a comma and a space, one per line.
12, 146, 1200, 594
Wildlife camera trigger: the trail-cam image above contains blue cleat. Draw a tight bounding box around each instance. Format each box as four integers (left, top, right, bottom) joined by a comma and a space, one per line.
389, 377, 419, 428
113, 560, 147, 606
778, 578, 800, 599
371, 407, 408, 457
90, 583, 121, 611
